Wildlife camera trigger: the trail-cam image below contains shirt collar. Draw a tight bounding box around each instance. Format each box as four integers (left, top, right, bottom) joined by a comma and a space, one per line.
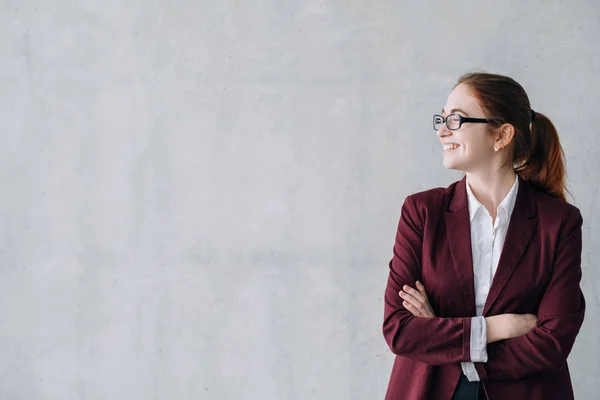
466, 175, 519, 223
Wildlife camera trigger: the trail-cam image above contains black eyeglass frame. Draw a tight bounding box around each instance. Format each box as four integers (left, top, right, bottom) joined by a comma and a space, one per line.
433, 114, 492, 131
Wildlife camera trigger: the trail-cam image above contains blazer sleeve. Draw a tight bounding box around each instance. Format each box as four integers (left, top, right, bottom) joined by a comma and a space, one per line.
383, 195, 474, 365
474, 207, 585, 380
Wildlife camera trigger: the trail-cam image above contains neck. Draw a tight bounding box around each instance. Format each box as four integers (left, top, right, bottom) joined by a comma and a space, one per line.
465, 168, 517, 217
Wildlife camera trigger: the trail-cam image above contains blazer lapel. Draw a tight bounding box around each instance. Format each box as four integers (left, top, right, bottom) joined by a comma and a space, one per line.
483, 176, 538, 315
445, 176, 477, 315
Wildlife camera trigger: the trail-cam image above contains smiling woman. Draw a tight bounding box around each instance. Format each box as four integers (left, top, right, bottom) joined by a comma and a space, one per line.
382, 72, 585, 400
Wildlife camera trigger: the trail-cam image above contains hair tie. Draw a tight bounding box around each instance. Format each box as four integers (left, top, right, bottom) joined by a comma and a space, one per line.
530, 109, 536, 122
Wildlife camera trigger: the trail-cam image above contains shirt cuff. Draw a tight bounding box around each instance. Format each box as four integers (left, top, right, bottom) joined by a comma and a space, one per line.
470, 316, 488, 362
461, 362, 481, 382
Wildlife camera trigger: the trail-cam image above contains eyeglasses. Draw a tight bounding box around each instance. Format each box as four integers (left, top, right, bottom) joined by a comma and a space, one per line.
433, 114, 492, 131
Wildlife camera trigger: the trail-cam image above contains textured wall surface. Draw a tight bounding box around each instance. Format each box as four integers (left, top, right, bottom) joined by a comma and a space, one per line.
1, 1, 599, 399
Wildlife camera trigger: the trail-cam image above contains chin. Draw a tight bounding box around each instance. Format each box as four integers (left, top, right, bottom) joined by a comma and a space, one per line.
442, 159, 457, 169
442, 159, 466, 171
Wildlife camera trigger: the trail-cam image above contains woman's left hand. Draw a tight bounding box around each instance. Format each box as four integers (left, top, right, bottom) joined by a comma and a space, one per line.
399, 281, 436, 318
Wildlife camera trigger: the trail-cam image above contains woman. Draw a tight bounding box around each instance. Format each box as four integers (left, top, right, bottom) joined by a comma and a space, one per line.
382, 72, 585, 400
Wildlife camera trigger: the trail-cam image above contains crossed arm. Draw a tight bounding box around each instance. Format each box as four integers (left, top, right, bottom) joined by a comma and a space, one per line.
399, 282, 536, 344
383, 196, 585, 379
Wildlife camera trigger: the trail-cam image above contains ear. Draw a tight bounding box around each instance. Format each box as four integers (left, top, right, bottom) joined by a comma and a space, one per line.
494, 123, 515, 149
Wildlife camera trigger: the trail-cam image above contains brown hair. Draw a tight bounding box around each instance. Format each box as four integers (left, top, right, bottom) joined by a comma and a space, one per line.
455, 72, 568, 202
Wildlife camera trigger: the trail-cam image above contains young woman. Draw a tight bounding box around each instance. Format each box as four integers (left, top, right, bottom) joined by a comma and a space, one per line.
382, 72, 585, 400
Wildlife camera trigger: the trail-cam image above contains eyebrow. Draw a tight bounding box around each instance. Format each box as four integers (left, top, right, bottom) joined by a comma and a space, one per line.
441, 108, 470, 116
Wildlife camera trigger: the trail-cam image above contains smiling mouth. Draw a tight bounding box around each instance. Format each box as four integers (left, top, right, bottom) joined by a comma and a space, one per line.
443, 144, 460, 151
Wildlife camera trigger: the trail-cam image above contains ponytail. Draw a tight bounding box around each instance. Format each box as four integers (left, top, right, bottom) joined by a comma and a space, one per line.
515, 112, 567, 202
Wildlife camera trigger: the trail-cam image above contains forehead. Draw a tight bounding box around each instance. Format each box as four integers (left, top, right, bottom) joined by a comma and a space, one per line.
443, 83, 483, 116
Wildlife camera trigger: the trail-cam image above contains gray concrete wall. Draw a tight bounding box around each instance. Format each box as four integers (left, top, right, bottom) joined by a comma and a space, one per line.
1, 1, 599, 399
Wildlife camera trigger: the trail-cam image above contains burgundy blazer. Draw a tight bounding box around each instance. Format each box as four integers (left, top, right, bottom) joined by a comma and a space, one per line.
383, 176, 585, 400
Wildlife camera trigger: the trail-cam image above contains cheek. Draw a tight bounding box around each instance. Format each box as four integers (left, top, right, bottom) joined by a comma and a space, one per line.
463, 136, 491, 155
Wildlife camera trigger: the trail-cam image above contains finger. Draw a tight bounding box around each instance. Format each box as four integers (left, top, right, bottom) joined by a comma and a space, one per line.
410, 284, 435, 318
403, 285, 428, 305
415, 281, 434, 312
399, 290, 426, 313
402, 300, 422, 317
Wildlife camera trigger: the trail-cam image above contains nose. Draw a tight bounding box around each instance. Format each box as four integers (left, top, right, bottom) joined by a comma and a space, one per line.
436, 123, 452, 139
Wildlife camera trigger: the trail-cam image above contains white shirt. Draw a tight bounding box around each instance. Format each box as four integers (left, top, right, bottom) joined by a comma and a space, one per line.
461, 175, 520, 381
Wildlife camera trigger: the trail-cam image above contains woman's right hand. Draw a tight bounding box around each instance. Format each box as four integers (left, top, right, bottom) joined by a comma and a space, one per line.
485, 313, 537, 344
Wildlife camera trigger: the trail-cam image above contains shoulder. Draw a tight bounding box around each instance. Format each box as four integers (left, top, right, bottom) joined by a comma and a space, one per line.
400, 180, 461, 223
530, 187, 583, 235
532, 188, 581, 219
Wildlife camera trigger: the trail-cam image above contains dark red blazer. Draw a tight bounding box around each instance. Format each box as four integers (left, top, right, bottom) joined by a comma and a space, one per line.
383, 176, 585, 400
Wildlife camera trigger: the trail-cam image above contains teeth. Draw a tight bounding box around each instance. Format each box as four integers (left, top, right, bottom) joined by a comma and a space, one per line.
444, 144, 459, 150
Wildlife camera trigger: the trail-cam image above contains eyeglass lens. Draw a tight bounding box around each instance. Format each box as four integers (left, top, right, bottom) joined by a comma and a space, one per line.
434, 114, 461, 130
